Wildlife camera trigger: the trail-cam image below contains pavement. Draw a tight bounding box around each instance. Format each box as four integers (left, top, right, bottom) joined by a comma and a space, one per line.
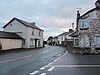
31, 51, 100, 75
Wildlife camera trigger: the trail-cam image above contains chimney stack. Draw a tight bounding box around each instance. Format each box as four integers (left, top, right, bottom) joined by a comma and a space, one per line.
95, 0, 100, 7
76, 11, 80, 31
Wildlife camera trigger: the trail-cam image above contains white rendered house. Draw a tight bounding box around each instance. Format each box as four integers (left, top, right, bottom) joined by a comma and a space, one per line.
3, 17, 44, 48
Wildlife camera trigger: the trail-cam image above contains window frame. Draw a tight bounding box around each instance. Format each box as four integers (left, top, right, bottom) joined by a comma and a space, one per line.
32, 29, 34, 35
38, 40, 41, 46
39, 31, 41, 37
80, 19, 89, 30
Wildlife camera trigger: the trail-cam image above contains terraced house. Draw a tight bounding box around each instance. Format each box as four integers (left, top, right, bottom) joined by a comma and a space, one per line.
0, 17, 43, 50
72, 0, 100, 50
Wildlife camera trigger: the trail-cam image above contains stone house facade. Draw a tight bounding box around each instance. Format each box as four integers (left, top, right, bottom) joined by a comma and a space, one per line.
72, 0, 100, 50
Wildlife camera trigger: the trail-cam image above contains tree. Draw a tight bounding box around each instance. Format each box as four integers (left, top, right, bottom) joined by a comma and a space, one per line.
47, 36, 53, 45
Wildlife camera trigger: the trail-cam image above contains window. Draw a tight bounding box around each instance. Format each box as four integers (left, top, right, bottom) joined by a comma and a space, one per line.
74, 38, 79, 47
96, 36, 100, 47
39, 31, 41, 36
32, 29, 34, 35
30, 38, 34, 47
38, 40, 41, 46
22, 39, 25, 46
81, 19, 89, 29
10, 24, 12, 27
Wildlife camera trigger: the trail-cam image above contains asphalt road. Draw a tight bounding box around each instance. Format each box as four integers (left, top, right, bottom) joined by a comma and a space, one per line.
0, 45, 66, 75
35, 51, 100, 75
1, 46, 100, 75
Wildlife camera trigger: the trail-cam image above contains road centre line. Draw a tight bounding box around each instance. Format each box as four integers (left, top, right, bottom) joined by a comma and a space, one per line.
48, 51, 68, 66
47, 67, 55, 72
0, 55, 33, 64
29, 51, 68, 75
30, 71, 39, 75
40, 73, 46, 75
40, 65, 48, 70
40, 51, 68, 70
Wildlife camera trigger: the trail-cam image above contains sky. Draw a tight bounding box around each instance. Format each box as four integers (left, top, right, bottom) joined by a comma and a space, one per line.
0, 0, 97, 40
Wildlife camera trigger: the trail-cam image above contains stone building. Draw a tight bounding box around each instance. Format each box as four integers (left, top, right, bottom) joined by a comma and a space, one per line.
72, 0, 100, 50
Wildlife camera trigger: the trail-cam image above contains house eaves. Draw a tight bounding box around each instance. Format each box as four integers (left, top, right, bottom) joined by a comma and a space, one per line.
79, 7, 100, 19
3, 17, 44, 31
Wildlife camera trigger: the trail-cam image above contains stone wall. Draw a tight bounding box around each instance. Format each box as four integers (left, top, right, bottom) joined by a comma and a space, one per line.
77, 9, 100, 49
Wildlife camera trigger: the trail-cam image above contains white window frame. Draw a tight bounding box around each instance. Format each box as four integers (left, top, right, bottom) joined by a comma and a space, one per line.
30, 38, 34, 47
39, 31, 41, 36
81, 19, 89, 29
96, 36, 100, 47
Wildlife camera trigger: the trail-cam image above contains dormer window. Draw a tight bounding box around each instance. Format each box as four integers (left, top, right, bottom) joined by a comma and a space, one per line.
80, 19, 89, 30
95, 0, 100, 7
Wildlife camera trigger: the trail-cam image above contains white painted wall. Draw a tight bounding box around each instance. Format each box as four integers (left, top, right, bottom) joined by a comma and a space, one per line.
58, 36, 62, 44
0, 38, 22, 50
4, 19, 28, 48
4, 19, 43, 48
27, 27, 43, 48
57, 34, 71, 45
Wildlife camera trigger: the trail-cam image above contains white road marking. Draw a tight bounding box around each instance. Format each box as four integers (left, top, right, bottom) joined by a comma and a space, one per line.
48, 62, 53, 65
47, 67, 55, 72
40, 73, 46, 75
48, 65, 100, 68
30, 71, 39, 75
40, 65, 48, 70
48, 51, 68, 66
0, 55, 32, 64
29, 51, 68, 75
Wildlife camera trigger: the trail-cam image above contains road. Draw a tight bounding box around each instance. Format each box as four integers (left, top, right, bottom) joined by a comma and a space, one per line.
0, 45, 66, 75
35, 51, 100, 75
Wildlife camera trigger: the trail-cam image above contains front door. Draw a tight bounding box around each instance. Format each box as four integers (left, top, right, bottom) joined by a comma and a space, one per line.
35, 39, 38, 48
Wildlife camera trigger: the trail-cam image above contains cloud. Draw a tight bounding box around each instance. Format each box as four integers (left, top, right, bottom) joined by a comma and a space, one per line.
41, 16, 73, 28
0, 0, 97, 40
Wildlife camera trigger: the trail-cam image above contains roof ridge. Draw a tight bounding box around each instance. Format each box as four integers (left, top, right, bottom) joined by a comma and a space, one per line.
3, 17, 43, 31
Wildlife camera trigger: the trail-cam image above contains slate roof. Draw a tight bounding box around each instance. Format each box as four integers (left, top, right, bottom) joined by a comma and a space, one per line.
3, 17, 43, 31
58, 32, 70, 36
69, 31, 79, 37
79, 7, 100, 19
0, 31, 23, 39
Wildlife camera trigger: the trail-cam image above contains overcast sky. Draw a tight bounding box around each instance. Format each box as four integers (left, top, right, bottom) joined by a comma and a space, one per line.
0, 0, 97, 40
